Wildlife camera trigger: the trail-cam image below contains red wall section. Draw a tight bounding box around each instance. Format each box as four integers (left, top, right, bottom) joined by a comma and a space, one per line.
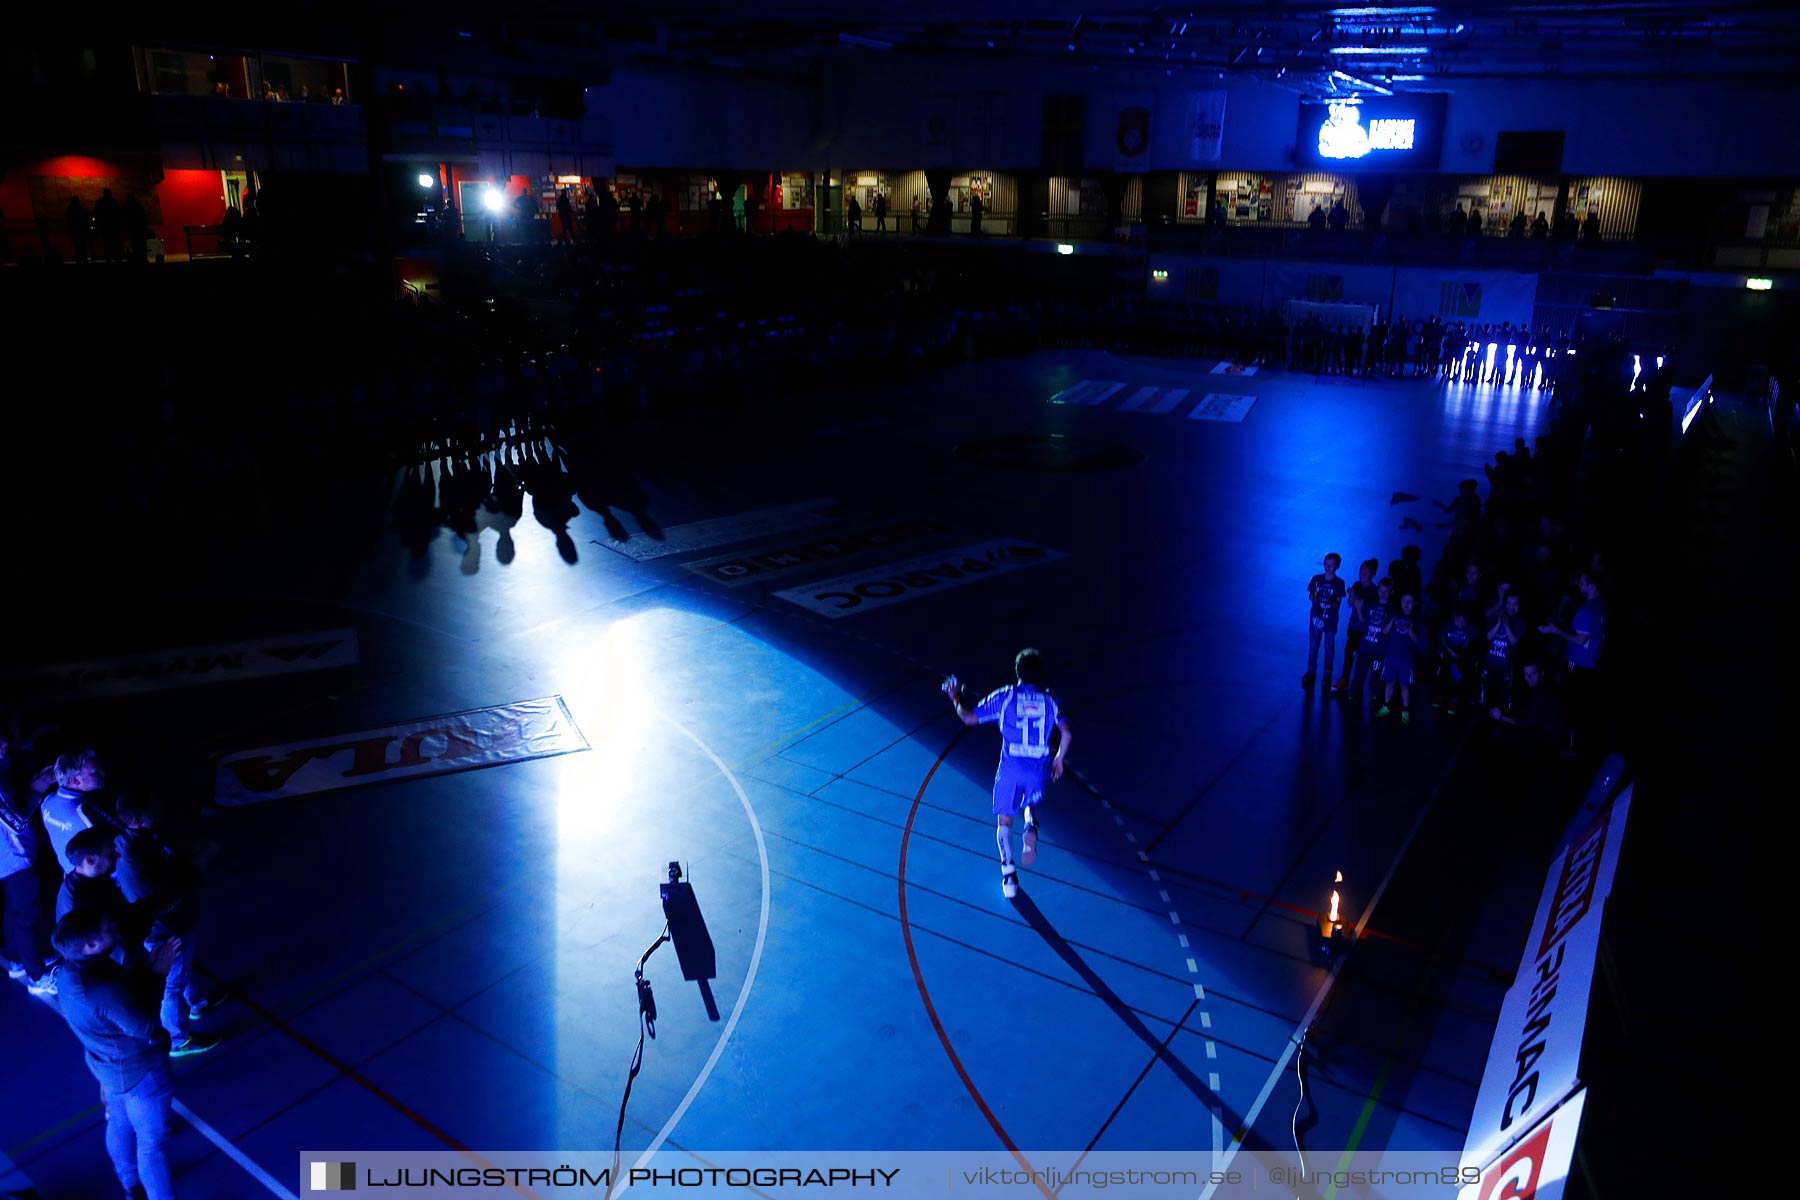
154, 170, 227, 251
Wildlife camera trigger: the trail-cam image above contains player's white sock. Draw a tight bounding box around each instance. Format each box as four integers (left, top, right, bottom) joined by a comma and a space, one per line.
996, 823, 1014, 867
1023, 805, 1036, 829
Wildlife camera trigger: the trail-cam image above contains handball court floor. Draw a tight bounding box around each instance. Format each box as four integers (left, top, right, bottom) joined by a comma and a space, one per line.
3, 351, 1557, 1197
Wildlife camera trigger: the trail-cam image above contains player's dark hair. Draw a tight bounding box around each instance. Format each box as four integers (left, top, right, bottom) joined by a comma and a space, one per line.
1361, 557, 1380, 574
1323, 553, 1341, 568
1378, 577, 1393, 589
1014, 648, 1046, 686
51, 909, 108, 958
67, 827, 117, 869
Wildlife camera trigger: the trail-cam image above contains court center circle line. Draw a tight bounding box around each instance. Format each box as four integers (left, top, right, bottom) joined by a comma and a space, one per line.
616, 711, 772, 1193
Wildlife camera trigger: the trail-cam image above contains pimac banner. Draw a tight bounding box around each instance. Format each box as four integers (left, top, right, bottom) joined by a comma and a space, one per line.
214, 697, 588, 806
1459, 788, 1632, 1175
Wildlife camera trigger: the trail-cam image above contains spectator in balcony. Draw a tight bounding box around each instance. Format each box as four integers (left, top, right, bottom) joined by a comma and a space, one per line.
277, 86, 291, 102
1307, 202, 1327, 233
1466, 207, 1484, 238
1450, 203, 1467, 236
93, 189, 123, 262
66, 196, 92, 264
911, 194, 922, 234
732, 185, 748, 234
261, 82, 279, 101
583, 188, 603, 245
1509, 211, 1527, 239
970, 191, 984, 236
330, 87, 346, 105
220, 204, 243, 257
513, 188, 537, 237
1553, 208, 1575, 240
212, 82, 228, 98
1532, 212, 1550, 240
846, 195, 861, 237
1328, 198, 1348, 235
556, 187, 576, 246
625, 190, 642, 235
1581, 212, 1601, 244
874, 191, 888, 234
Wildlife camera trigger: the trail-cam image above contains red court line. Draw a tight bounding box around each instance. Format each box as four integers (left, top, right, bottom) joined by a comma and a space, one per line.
898, 731, 1055, 1200
216, 977, 544, 1200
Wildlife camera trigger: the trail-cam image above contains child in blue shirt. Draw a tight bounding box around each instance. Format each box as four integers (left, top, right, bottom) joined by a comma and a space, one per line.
1345, 578, 1393, 705
1483, 592, 1524, 714
1434, 611, 1477, 717
1303, 553, 1348, 693
1332, 559, 1380, 697
1376, 593, 1424, 722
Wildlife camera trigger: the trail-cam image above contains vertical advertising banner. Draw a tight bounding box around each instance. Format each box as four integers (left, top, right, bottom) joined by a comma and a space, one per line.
1114, 90, 1155, 173
921, 94, 956, 166
1187, 91, 1227, 162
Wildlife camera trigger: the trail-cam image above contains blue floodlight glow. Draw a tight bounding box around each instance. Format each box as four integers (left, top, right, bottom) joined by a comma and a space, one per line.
1329, 5, 1436, 13
1328, 45, 1431, 54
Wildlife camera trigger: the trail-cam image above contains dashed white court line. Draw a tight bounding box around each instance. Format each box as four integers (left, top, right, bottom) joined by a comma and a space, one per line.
617, 713, 772, 1194
173, 1100, 299, 1200
1084, 770, 1223, 1153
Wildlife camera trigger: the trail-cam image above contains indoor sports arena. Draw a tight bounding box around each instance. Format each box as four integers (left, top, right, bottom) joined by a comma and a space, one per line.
1, 5, 1792, 1199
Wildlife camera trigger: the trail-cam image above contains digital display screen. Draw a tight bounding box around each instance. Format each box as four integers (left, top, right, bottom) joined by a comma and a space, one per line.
1294, 95, 1446, 170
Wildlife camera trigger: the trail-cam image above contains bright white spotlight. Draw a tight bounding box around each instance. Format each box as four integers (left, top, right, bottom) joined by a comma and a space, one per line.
1056, 243, 1075, 255
418, 172, 435, 188
482, 188, 505, 213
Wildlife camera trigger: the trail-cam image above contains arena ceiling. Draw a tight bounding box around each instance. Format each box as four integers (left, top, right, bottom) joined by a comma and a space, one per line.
563, 0, 1800, 89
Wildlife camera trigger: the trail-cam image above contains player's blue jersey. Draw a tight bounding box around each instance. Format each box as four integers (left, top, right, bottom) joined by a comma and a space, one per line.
974, 685, 1061, 763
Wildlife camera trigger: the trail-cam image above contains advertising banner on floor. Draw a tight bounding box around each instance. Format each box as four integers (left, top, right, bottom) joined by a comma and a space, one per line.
1459, 1089, 1587, 1200
682, 519, 950, 587
1263, 261, 1396, 314
1186, 90, 1227, 162
592, 500, 839, 562
214, 697, 588, 806
773, 539, 1066, 618
1392, 268, 1540, 327
1460, 789, 1632, 1175
13, 629, 360, 700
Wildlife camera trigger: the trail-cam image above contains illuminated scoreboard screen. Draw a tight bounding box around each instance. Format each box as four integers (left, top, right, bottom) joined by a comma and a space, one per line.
1294, 95, 1447, 170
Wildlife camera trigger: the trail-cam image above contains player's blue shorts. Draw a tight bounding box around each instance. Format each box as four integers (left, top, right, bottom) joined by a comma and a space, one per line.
992, 758, 1049, 818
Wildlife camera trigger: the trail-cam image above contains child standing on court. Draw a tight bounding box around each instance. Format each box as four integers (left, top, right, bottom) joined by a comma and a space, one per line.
1303, 553, 1347, 693
1376, 592, 1423, 722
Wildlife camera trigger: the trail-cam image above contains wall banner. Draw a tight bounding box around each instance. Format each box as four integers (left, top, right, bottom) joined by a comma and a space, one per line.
1186, 91, 1227, 162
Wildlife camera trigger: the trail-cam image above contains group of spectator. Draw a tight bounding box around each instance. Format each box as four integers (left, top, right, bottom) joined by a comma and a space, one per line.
61, 189, 153, 265
1303, 446, 1608, 753
844, 192, 935, 236
1289, 315, 1574, 387
211, 80, 345, 104
3, 736, 224, 1200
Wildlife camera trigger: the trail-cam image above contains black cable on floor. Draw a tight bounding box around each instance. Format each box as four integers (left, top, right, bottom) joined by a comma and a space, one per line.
608, 924, 670, 1200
